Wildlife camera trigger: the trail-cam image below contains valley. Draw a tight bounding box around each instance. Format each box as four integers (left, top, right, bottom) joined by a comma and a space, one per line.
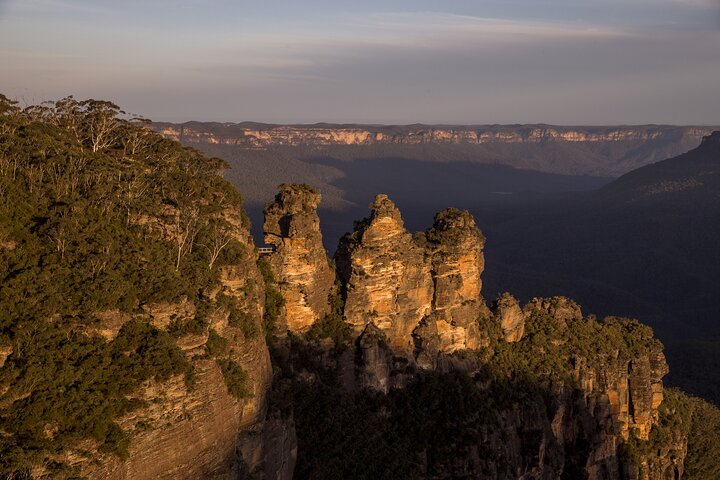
157, 122, 720, 404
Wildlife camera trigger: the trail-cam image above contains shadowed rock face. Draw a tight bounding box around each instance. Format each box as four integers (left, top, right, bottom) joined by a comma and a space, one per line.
494, 293, 526, 343
263, 184, 335, 334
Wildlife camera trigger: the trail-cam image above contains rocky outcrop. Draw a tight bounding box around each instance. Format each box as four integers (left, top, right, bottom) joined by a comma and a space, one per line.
336, 195, 433, 355
493, 293, 525, 342
424, 208, 488, 352
516, 301, 671, 478
71, 186, 685, 479
263, 190, 684, 479
262, 184, 335, 334
336, 198, 489, 366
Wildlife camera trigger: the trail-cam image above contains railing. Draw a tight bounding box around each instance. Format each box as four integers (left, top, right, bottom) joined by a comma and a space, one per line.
258, 247, 275, 255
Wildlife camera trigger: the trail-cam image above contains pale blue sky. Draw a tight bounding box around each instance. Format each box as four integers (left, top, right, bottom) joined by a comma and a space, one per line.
1, 0, 719, 124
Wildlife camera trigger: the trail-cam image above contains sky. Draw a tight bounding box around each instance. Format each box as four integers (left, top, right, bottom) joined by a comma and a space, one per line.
0, 0, 719, 124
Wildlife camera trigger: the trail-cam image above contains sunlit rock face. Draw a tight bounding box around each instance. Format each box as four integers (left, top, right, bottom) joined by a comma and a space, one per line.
423, 208, 489, 353
335, 197, 488, 371
155, 124, 714, 148
336, 194, 433, 355
263, 184, 335, 334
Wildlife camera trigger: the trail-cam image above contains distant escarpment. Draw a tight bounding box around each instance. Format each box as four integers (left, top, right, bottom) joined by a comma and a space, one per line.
153, 122, 712, 149
152, 122, 717, 178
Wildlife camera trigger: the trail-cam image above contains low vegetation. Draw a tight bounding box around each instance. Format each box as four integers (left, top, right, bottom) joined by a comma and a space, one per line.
258, 256, 284, 342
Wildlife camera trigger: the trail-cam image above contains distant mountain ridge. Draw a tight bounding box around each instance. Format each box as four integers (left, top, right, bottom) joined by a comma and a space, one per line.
600, 130, 720, 202
152, 122, 713, 147
151, 122, 716, 178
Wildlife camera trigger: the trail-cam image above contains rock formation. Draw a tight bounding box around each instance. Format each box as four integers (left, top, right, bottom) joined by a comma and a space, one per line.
336, 198, 490, 371
81, 189, 685, 479
423, 208, 488, 353
262, 184, 335, 334
336, 194, 433, 355
493, 293, 525, 342
264, 189, 690, 479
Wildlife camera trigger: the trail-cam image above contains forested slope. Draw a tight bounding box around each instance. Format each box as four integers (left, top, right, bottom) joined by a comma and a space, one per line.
0, 95, 279, 478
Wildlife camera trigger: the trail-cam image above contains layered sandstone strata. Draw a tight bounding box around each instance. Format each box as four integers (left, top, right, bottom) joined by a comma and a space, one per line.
263, 184, 335, 334
336, 194, 433, 354
335, 196, 488, 364
154, 123, 715, 148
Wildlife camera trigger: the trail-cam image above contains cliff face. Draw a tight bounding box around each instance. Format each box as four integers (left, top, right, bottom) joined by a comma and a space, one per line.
334, 196, 489, 375
262, 184, 335, 334
153, 123, 715, 149
79, 209, 277, 480
336, 195, 433, 355
423, 208, 489, 355
151, 123, 717, 191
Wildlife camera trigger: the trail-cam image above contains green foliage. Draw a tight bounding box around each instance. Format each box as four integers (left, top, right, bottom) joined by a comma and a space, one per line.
228, 308, 258, 339
217, 359, 250, 400
481, 308, 665, 390
0, 95, 250, 474
258, 257, 284, 342
305, 285, 352, 348
0, 320, 190, 474
205, 329, 229, 357
217, 293, 258, 339
167, 315, 207, 338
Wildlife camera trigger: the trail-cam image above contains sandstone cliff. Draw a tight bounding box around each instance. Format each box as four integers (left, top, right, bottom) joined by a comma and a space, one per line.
77, 208, 278, 480
153, 123, 715, 150
334, 196, 490, 375
336, 194, 433, 356
262, 184, 335, 334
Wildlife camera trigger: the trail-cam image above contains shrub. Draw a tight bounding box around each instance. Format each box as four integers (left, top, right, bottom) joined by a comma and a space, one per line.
205, 329, 229, 357
217, 359, 250, 400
